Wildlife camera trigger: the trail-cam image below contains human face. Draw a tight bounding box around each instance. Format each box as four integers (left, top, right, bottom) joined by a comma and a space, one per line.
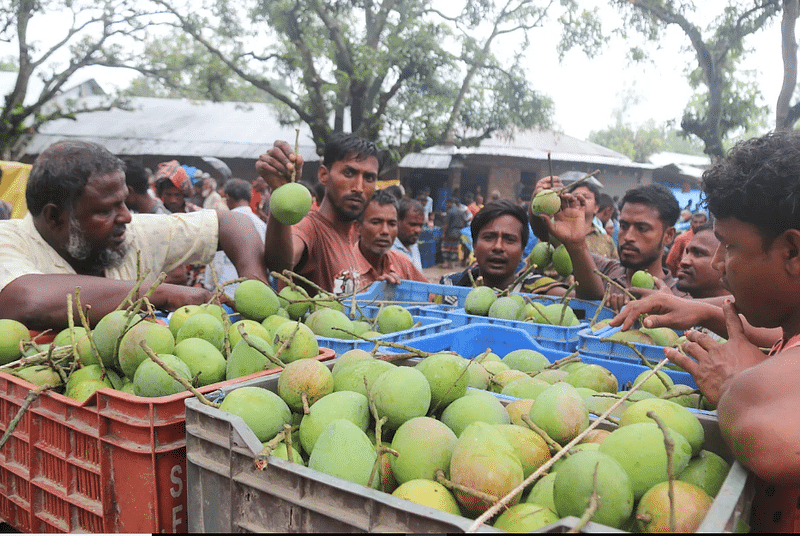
571, 186, 597, 217
676, 230, 724, 298
617, 203, 672, 271
397, 209, 425, 247
711, 218, 789, 327
359, 201, 398, 257
690, 214, 707, 233
160, 184, 185, 213
474, 214, 523, 286
67, 170, 132, 271
319, 155, 379, 222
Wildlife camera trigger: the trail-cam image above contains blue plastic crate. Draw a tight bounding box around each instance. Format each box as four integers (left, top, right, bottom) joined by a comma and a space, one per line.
313, 305, 452, 357
378, 324, 570, 363
578, 354, 697, 390
379, 324, 699, 391
576, 324, 685, 365
413, 306, 586, 353
525, 295, 617, 324
355, 281, 616, 323
417, 239, 437, 268
355, 280, 473, 306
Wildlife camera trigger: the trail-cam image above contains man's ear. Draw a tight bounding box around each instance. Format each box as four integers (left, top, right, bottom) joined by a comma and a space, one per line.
663, 226, 676, 246
317, 164, 329, 186
40, 203, 68, 232
779, 229, 800, 275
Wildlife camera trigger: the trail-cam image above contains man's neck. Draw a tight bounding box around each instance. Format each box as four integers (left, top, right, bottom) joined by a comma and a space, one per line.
480, 272, 515, 291
399, 237, 414, 249
318, 198, 357, 234
624, 261, 668, 284
358, 241, 384, 271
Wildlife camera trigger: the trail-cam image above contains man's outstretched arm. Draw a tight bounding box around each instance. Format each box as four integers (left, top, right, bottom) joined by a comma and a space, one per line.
0, 274, 214, 330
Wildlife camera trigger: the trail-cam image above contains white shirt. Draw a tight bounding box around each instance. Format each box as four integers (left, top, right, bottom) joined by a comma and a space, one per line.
204, 205, 266, 298
392, 237, 422, 270
0, 211, 219, 293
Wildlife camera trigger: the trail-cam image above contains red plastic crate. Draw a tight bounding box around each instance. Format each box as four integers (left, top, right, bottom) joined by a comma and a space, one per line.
0, 347, 334, 533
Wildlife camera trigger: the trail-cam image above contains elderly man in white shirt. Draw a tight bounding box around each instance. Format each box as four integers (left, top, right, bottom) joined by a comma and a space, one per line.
391, 197, 425, 270
205, 178, 267, 297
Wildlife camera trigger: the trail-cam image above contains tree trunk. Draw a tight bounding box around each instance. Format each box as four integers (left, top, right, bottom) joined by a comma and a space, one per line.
777, 0, 799, 130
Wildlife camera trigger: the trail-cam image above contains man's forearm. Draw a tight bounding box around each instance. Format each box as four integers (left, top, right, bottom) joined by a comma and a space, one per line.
0, 274, 214, 330
566, 242, 606, 300
263, 213, 298, 274
217, 210, 269, 282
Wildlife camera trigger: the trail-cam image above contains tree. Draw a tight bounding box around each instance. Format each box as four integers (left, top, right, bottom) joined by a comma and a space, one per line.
132, 0, 604, 157
776, 0, 800, 130
612, 0, 780, 160
589, 119, 665, 163
0, 0, 158, 160
122, 34, 287, 103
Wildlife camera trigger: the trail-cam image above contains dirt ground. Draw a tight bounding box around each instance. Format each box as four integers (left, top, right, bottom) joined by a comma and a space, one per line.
421, 263, 463, 284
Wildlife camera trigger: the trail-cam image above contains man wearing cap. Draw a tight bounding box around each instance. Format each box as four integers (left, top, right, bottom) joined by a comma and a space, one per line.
154, 160, 200, 214
0, 140, 271, 330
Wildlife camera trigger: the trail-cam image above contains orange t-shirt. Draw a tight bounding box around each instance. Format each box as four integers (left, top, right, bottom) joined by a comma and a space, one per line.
353, 248, 428, 289
293, 210, 363, 295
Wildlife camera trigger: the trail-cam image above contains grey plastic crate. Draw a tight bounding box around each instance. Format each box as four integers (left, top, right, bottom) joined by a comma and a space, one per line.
185, 389, 501, 532
186, 360, 753, 533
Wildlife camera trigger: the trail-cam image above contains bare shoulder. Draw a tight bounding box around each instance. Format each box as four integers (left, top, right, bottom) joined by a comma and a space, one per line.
719, 347, 800, 483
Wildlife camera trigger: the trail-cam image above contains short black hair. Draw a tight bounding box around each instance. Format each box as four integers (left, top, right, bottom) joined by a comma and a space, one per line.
26, 140, 124, 216
703, 130, 800, 248
384, 184, 404, 200
359, 189, 398, 222
619, 184, 680, 230
693, 222, 714, 235
597, 193, 615, 211
471, 199, 529, 246
122, 157, 149, 196
224, 178, 252, 202
568, 181, 600, 203
398, 197, 424, 220
323, 133, 383, 173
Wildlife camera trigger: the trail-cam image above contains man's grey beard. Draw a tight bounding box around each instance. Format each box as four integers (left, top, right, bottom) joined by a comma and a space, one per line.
66, 215, 127, 270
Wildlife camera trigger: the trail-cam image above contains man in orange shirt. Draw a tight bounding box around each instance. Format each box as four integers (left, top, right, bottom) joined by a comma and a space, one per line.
666, 211, 708, 276
354, 190, 427, 287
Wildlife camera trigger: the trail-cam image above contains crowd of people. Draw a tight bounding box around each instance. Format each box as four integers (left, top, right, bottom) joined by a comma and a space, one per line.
2, 128, 800, 490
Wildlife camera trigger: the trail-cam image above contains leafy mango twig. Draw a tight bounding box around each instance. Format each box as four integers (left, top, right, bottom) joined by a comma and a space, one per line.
568, 463, 601, 533
590, 285, 612, 326
237, 323, 286, 368
0, 384, 52, 451
598, 337, 672, 391
466, 357, 670, 533
331, 327, 431, 358
521, 414, 564, 454
563, 170, 601, 192
140, 341, 218, 408
75, 288, 109, 376
593, 269, 636, 301
434, 469, 501, 507
645, 411, 677, 533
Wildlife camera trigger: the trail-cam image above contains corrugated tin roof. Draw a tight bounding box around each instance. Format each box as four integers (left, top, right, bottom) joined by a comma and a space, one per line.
24, 96, 321, 160
649, 151, 711, 168
400, 128, 655, 170
397, 153, 452, 168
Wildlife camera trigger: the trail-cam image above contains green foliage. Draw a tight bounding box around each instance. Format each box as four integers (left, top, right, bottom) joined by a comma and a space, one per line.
612, 0, 781, 159
589, 119, 708, 162
137, 0, 604, 159
0, 0, 156, 159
